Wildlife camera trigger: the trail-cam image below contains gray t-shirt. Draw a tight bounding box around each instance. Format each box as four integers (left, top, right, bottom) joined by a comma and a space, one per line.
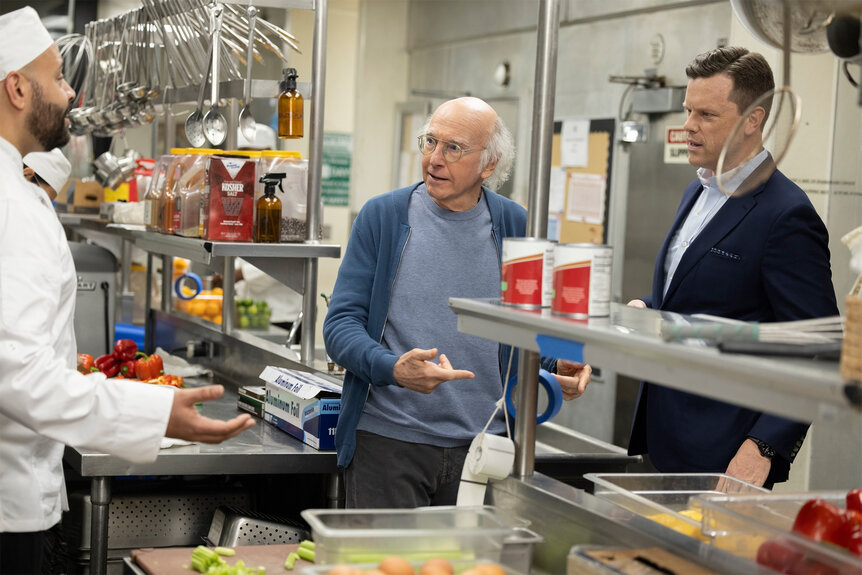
357, 185, 505, 446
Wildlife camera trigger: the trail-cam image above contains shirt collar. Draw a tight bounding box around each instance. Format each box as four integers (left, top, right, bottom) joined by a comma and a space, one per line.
696, 149, 770, 196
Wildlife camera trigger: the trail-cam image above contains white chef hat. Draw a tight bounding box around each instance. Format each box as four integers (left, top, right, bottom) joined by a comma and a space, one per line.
0, 7, 55, 82
24, 148, 72, 192
237, 123, 277, 150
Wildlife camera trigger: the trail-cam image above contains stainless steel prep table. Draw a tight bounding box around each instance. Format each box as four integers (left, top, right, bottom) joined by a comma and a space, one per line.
63, 377, 337, 574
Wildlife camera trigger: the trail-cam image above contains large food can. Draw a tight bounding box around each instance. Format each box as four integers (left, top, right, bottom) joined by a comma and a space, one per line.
501, 238, 555, 308
551, 243, 612, 317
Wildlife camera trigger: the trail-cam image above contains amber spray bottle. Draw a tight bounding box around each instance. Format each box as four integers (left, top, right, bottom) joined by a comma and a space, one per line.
255, 172, 286, 243
277, 68, 303, 139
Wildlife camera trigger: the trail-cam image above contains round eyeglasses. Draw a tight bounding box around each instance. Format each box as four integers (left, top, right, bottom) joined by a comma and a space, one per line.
417, 134, 484, 163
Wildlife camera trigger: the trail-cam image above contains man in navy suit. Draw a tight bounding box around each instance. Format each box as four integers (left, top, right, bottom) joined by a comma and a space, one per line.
627, 46, 838, 488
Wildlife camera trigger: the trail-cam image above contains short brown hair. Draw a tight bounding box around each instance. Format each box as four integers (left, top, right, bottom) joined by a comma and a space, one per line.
686, 46, 774, 124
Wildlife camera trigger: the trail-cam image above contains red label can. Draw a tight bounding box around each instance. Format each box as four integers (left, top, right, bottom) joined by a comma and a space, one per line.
551, 243, 612, 317
501, 238, 555, 308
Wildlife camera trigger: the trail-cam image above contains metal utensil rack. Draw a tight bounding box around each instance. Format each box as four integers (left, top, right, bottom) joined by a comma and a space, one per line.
143, 0, 331, 365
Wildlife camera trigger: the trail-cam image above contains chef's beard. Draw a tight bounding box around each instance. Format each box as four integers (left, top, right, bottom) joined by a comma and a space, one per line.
26, 81, 70, 151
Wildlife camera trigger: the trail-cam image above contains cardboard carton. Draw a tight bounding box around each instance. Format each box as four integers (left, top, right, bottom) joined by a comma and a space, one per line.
260, 366, 341, 450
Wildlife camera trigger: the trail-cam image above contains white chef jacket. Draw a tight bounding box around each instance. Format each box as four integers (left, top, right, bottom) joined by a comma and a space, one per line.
0, 136, 174, 533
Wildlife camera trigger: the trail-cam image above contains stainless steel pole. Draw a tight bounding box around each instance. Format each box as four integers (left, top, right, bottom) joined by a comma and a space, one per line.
89, 476, 111, 575
160, 254, 171, 312
222, 256, 235, 333
301, 0, 327, 364
514, 0, 560, 479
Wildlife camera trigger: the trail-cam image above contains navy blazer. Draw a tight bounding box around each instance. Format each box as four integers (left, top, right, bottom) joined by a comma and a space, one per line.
628, 165, 838, 482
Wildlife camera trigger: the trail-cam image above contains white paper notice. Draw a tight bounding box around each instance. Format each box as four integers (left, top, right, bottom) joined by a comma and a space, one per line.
547, 213, 561, 242
560, 119, 589, 167
566, 173, 606, 224
548, 168, 565, 214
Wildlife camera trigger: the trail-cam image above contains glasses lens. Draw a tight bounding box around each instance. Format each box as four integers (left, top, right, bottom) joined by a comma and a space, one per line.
441, 142, 463, 162
418, 135, 435, 155
418, 136, 464, 162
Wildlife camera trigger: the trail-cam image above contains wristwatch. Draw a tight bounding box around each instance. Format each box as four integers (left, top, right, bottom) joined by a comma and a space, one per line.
747, 436, 776, 459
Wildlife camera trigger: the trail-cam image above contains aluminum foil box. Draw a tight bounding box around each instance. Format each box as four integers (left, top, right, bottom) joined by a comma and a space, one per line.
260, 366, 341, 450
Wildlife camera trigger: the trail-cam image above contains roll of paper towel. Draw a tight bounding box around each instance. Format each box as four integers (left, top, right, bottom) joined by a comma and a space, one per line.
466, 432, 515, 479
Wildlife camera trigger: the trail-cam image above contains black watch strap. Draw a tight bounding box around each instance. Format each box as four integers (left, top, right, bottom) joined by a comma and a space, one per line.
747, 436, 776, 459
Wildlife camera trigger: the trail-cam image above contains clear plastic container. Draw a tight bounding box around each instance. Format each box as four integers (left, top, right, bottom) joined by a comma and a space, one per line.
584, 473, 767, 540
160, 148, 198, 235
175, 149, 213, 237
300, 507, 516, 565
143, 153, 175, 231
259, 150, 317, 242
174, 292, 223, 325
691, 491, 862, 573
298, 558, 524, 575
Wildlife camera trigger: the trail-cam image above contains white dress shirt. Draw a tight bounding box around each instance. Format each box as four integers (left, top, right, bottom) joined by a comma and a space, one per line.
663, 150, 769, 297
0, 136, 174, 532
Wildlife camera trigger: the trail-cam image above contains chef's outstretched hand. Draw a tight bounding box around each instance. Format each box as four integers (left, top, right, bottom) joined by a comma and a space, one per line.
555, 359, 591, 400
394, 348, 475, 394
165, 385, 255, 443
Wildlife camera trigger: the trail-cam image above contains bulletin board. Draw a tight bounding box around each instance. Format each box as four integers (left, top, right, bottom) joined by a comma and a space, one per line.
550, 118, 615, 244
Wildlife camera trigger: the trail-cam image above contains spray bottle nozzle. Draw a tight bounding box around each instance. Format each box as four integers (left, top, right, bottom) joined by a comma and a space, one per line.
260, 172, 286, 195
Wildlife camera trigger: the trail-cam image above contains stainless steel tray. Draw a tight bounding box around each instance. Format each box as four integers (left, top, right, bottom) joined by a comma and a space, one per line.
206, 505, 309, 546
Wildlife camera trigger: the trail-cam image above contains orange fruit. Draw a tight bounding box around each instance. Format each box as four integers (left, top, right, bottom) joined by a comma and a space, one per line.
205, 301, 220, 317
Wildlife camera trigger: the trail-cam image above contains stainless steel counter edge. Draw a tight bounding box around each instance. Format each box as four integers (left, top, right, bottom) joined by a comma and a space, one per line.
63, 382, 337, 477
489, 474, 757, 574
450, 298, 851, 423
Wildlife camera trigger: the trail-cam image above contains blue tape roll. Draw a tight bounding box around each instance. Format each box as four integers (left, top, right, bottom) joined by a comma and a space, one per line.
174, 272, 203, 300
505, 368, 564, 424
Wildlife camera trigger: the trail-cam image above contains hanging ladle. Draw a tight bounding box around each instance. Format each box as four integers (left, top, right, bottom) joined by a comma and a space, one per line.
184, 38, 213, 148
203, 4, 227, 146
238, 4, 258, 143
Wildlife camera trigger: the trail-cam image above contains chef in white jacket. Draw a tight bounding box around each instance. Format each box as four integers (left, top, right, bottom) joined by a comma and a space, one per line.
0, 8, 255, 573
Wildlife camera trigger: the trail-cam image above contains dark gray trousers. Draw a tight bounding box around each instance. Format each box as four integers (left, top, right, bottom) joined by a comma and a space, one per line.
344, 430, 470, 508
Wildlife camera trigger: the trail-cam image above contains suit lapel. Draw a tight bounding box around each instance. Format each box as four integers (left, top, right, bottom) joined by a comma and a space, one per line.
660, 157, 775, 307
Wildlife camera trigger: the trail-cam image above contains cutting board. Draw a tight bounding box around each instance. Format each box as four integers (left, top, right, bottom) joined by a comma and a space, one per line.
131, 543, 315, 575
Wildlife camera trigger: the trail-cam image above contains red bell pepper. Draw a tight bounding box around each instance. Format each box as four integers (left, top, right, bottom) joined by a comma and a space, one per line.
135, 353, 164, 380
792, 499, 844, 543
94, 354, 120, 378
828, 509, 862, 548
77, 353, 96, 374
847, 489, 862, 515
119, 360, 136, 378
756, 537, 804, 574
847, 529, 862, 557
113, 339, 139, 361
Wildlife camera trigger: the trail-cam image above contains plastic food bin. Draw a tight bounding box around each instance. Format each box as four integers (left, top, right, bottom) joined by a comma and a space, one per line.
298, 558, 524, 575
584, 473, 767, 540
300, 507, 517, 565
691, 491, 862, 573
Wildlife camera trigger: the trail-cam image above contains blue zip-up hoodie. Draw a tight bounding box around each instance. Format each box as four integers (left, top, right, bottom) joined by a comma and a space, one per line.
323, 183, 555, 467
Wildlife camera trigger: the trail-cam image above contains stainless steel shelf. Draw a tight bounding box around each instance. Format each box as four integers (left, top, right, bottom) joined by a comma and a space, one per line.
76, 219, 340, 266
450, 298, 855, 424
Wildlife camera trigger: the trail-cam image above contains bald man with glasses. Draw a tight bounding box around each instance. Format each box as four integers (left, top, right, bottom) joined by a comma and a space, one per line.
323, 97, 592, 508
